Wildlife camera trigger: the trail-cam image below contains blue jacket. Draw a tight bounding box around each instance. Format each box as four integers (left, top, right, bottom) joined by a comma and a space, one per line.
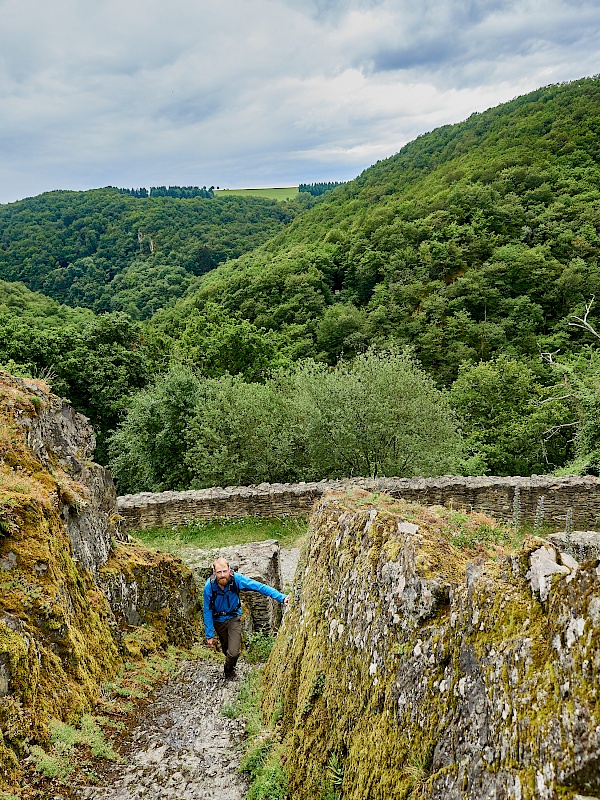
203, 571, 286, 639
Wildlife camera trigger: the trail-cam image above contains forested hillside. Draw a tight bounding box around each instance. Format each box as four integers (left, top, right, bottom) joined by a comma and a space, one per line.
0, 280, 149, 463
3, 77, 600, 486
176, 78, 600, 374
0, 187, 302, 319
137, 77, 600, 482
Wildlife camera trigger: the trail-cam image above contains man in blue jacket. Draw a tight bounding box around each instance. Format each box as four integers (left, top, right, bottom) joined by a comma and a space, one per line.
204, 557, 288, 678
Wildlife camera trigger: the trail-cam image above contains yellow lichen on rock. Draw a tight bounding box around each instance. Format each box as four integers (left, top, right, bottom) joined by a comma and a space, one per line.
0, 376, 122, 788
263, 491, 600, 800
0, 372, 199, 791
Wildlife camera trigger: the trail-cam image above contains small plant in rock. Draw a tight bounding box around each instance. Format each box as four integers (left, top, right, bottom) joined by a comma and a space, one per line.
243, 631, 275, 664
28, 714, 118, 783
565, 508, 574, 554
511, 486, 521, 534
324, 751, 344, 799
402, 750, 433, 798
533, 495, 545, 536
300, 673, 326, 721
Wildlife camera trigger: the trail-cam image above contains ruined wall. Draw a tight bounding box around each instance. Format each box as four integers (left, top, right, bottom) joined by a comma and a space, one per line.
262, 491, 600, 800
0, 373, 198, 789
118, 474, 600, 532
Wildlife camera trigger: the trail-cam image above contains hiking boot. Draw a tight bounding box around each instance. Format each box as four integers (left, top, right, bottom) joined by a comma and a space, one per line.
224, 653, 238, 678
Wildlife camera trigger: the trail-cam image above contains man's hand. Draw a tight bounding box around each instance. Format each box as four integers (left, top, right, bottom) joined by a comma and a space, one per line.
283, 595, 289, 607
207, 637, 216, 649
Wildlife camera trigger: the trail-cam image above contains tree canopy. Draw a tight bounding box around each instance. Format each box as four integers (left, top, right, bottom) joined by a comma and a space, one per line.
4, 77, 600, 482
109, 350, 463, 493
0, 187, 303, 319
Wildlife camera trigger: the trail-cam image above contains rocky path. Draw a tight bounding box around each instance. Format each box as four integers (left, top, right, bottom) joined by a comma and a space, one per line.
77, 660, 250, 800
280, 546, 301, 591
73, 546, 301, 800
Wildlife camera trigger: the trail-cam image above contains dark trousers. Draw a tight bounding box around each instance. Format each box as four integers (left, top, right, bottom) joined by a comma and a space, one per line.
214, 616, 242, 672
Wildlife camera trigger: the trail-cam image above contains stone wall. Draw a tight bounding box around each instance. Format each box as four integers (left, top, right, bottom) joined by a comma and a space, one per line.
262, 490, 600, 800
118, 474, 600, 532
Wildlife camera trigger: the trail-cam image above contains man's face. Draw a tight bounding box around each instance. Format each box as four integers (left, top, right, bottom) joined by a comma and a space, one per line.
213, 560, 230, 588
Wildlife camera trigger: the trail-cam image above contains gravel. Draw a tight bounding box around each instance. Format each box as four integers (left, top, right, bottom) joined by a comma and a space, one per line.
77, 660, 250, 800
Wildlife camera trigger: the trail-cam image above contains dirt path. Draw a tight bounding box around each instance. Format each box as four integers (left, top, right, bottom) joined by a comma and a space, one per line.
76, 660, 250, 800
72, 547, 301, 800
280, 546, 301, 591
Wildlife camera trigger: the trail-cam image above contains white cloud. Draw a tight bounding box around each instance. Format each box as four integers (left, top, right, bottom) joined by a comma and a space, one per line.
0, 0, 598, 201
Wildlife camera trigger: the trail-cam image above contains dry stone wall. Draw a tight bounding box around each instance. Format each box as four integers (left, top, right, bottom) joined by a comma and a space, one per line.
262, 491, 600, 800
118, 474, 600, 532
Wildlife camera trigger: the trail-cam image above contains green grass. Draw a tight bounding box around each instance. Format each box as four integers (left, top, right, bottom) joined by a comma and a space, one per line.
28, 714, 119, 782
223, 668, 289, 800
243, 631, 276, 664
135, 516, 308, 554
214, 187, 299, 201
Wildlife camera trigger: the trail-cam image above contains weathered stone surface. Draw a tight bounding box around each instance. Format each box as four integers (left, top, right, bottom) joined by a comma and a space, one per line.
99, 544, 198, 648
526, 544, 571, 601
118, 474, 600, 532
76, 660, 249, 800
263, 491, 600, 800
0, 372, 199, 792
547, 530, 600, 563
180, 539, 283, 634
12, 373, 125, 573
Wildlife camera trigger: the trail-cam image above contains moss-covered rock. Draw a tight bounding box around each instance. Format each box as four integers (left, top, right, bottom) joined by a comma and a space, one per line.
0, 372, 199, 791
263, 491, 600, 800
99, 543, 198, 649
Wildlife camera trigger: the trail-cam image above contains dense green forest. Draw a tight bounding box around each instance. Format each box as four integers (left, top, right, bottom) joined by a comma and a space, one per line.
2, 77, 600, 488
118, 185, 215, 199
298, 182, 346, 196
0, 188, 303, 319
0, 280, 149, 463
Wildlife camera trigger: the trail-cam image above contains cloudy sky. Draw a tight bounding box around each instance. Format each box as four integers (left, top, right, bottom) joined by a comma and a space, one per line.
0, 0, 598, 204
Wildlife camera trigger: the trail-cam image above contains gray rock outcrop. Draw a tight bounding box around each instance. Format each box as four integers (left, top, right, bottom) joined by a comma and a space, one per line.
263, 491, 600, 800
0, 372, 199, 790
14, 377, 126, 574
547, 530, 600, 562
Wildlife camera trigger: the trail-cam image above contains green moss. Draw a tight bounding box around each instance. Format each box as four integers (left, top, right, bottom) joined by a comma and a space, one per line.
100, 543, 199, 651
0, 372, 201, 797
262, 491, 600, 799
0, 376, 124, 790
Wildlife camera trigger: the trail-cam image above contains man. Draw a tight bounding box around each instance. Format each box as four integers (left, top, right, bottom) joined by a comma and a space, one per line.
203, 557, 288, 678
